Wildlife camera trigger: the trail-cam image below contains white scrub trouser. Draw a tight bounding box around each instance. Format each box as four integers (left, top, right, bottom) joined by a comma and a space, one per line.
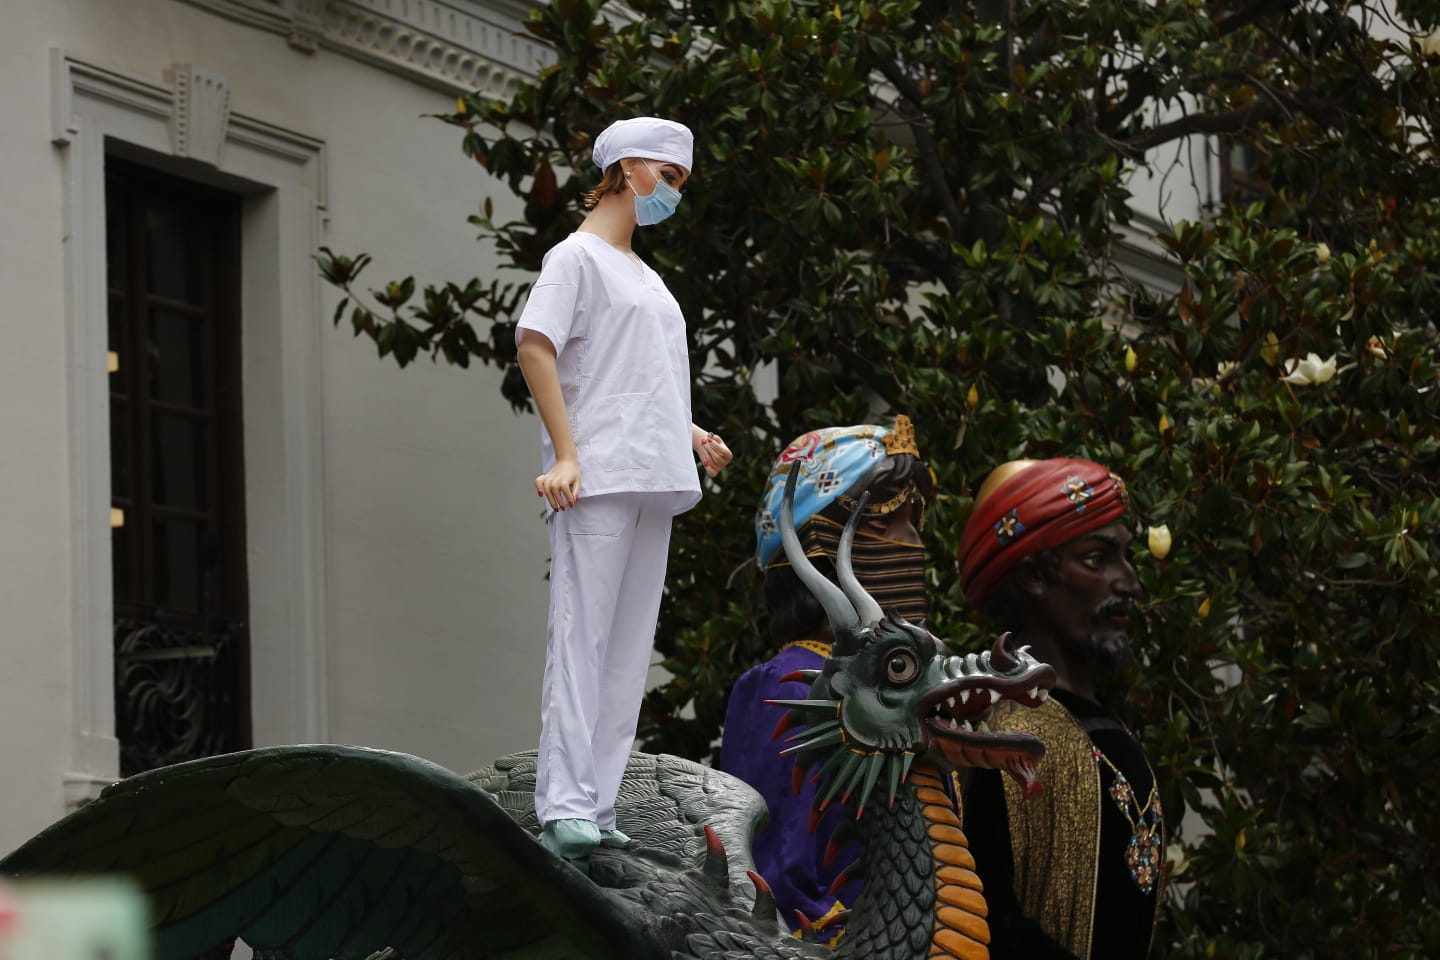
534, 491, 673, 829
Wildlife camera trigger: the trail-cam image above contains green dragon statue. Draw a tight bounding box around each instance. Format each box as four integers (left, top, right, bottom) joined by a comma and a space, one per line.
2, 467, 1055, 960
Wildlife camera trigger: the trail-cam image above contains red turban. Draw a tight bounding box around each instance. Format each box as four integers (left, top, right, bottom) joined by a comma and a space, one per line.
957, 458, 1130, 609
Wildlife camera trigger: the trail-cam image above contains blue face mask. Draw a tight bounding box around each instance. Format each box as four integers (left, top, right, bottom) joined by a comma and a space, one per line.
630, 161, 683, 226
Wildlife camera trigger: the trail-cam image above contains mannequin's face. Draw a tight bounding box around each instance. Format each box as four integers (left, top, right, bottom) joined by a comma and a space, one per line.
1025, 521, 1141, 672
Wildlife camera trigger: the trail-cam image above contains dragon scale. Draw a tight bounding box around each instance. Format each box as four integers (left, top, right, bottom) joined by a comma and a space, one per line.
834, 761, 989, 960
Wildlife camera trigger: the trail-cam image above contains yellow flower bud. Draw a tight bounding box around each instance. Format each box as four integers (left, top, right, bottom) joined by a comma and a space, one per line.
966, 383, 980, 410
1198, 596, 1211, 620
1236, 828, 1246, 850
1148, 524, 1172, 560
1158, 413, 1171, 433
1260, 332, 1279, 367
1124, 345, 1138, 373
455, 96, 466, 115
1315, 242, 1330, 264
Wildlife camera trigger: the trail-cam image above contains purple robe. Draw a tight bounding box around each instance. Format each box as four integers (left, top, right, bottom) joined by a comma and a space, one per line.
719, 644, 862, 939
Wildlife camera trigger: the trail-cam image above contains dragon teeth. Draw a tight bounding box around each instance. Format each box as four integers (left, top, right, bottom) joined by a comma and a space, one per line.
1027, 687, 1038, 699
977, 721, 991, 734
947, 697, 955, 709
1038, 689, 1049, 701
988, 689, 1000, 705
948, 717, 958, 730
961, 720, 973, 732
959, 690, 971, 705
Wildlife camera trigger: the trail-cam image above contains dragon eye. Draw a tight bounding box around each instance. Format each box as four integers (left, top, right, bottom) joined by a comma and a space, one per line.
884, 648, 921, 685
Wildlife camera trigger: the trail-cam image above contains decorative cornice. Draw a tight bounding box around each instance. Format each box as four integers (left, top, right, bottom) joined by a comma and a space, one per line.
173, 0, 553, 97
52, 50, 328, 209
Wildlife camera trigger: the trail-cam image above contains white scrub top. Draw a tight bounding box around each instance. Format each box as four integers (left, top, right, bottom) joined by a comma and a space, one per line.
516, 231, 702, 515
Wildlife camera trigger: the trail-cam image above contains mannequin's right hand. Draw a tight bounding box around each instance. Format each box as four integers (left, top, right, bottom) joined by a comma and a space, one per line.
536, 459, 581, 511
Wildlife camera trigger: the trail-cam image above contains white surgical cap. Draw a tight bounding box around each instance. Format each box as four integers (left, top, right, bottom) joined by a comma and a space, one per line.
592, 117, 693, 173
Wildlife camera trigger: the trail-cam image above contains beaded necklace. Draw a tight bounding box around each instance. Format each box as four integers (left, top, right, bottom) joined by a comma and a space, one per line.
1092, 746, 1162, 895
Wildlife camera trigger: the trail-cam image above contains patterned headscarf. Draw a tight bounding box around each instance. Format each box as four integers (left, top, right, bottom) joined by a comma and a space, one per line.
957, 458, 1129, 609
755, 416, 922, 569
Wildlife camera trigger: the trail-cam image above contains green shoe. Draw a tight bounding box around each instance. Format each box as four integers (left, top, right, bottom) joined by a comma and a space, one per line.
540, 819, 601, 861
599, 828, 632, 848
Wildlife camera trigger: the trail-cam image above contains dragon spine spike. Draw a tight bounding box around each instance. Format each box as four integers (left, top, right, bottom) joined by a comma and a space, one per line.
783, 718, 841, 744
746, 870, 778, 926
791, 763, 806, 797
826, 864, 850, 897
808, 744, 850, 788
835, 489, 884, 626
991, 631, 1019, 671
779, 728, 844, 756
835, 752, 873, 806
793, 909, 816, 939
765, 698, 839, 713
823, 836, 841, 868
778, 669, 823, 685
886, 752, 904, 807
702, 824, 728, 888
778, 464, 860, 637
818, 908, 852, 933
817, 752, 863, 811
853, 752, 886, 820
770, 710, 799, 743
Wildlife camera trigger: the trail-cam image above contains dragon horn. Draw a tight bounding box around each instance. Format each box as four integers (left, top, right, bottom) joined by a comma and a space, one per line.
779, 464, 861, 638
836, 490, 884, 626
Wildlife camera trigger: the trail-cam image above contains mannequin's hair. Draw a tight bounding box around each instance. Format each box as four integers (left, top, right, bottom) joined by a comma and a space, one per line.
980, 549, 1062, 629
583, 162, 629, 209
763, 453, 934, 645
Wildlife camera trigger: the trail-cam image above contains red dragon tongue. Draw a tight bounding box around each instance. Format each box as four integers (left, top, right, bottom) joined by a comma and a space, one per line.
1008, 759, 1044, 799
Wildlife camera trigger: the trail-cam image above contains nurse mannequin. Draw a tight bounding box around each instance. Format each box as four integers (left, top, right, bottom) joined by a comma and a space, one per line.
515, 117, 733, 863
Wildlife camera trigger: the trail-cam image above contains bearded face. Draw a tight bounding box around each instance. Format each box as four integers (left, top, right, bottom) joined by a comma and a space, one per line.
1028, 521, 1141, 673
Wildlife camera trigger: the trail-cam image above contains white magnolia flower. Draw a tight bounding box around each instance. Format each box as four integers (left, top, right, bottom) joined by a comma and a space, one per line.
1280, 353, 1337, 385
1148, 524, 1173, 561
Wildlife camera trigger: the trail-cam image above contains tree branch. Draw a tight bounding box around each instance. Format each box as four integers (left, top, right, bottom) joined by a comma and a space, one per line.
876, 60, 969, 245
1116, 101, 1278, 158
1099, 0, 1301, 134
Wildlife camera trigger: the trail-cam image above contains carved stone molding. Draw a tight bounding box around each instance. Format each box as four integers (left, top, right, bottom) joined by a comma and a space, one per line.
171, 63, 232, 166
288, 0, 329, 52
174, 0, 552, 97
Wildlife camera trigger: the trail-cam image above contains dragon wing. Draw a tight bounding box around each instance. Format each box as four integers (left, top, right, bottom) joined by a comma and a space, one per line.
1, 745, 667, 960
468, 751, 833, 960
468, 751, 768, 900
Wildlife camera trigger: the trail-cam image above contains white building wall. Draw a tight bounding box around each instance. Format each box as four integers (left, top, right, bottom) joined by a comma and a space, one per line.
0, 0, 557, 854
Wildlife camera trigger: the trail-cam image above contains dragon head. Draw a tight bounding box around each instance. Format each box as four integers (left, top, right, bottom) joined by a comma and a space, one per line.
767, 465, 1055, 816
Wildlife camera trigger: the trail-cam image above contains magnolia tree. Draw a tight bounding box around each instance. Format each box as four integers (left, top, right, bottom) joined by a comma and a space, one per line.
318, 1, 1440, 954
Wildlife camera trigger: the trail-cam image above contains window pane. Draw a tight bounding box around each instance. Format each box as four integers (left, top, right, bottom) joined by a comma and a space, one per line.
149, 309, 206, 407
152, 518, 203, 612
111, 518, 134, 607
111, 398, 131, 500
151, 412, 208, 510
145, 204, 210, 305
106, 188, 125, 293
